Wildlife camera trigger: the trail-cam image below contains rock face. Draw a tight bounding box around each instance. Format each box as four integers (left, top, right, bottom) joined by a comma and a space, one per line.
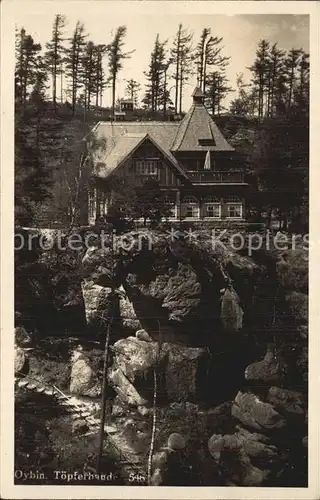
245, 346, 288, 384
14, 228, 307, 487
14, 347, 26, 375
81, 230, 259, 347
208, 432, 271, 486
232, 391, 286, 431
69, 348, 102, 397
118, 286, 141, 331
15, 227, 86, 335
108, 336, 209, 405
81, 279, 112, 331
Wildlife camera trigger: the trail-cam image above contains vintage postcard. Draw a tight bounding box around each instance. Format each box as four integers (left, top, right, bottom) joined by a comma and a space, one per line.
1, 0, 319, 498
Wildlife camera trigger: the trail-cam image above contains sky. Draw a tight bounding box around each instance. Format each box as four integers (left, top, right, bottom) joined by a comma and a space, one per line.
13, 4, 309, 112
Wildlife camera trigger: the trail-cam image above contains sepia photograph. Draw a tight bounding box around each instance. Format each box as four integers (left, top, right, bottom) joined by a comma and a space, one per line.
1, 1, 319, 498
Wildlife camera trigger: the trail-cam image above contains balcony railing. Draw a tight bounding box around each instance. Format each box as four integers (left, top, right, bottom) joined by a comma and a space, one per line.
187, 170, 245, 184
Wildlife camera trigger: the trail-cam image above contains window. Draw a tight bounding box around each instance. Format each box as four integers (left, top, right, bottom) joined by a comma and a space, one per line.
226, 196, 242, 218
198, 138, 216, 146
204, 195, 221, 218
182, 196, 200, 218
136, 160, 157, 175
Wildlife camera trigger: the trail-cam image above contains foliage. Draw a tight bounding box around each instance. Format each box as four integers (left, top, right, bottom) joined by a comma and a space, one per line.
143, 35, 172, 113
134, 179, 172, 226
125, 79, 141, 106
170, 24, 194, 114
194, 28, 230, 97
15, 28, 45, 106
44, 14, 67, 109
204, 70, 233, 115
64, 21, 88, 112
230, 40, 309, 120
107, 26, 134, 117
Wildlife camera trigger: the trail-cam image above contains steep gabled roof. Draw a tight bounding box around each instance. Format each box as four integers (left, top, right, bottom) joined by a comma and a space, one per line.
171, 102, 235, 152
92, 122, 188, 179
90, 88, 235, 179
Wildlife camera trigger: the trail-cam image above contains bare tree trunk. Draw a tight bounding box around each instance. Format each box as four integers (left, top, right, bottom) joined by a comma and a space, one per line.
60, 70, 63, 103
174, 27, 181, 113
179, 66, 183, 114
112, 75, 116, 119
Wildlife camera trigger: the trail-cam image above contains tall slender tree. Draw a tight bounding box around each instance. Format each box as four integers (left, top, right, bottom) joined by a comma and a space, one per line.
107, 26, 134, 119
15, 28, 43, 106
205, 70, 233, 115
80, 41, 96, 109
267, 43, 285, 118
44, 14, 67, 110
249, 39, 271, 120
125, 78, 141, 106
285, 48, 303, 109
170, 24, 193, 113
94, 44, 108, 107
65, 21, 87, 113
195, 28, 211, 90
143, 35, 168, 112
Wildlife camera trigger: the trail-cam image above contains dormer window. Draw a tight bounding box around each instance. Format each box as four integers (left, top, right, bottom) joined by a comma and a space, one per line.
198, 139, 216, 146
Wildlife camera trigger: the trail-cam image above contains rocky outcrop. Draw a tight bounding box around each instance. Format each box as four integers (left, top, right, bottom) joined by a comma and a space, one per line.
15, 347, 26, 375
15, 227, 307, 487
69, 347, 103, 397
15, 227, 86, 336
81, 279, 112, 331
231, 391, 286, 431
81, 230, 259, 348
108, 336, 209, 405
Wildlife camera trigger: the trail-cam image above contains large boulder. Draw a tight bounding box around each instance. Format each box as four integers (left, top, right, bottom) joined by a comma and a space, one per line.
245, 346, 288, 384
118, 285, 141, 331
108, 336, 209, 405
15, 227, 86, 335
231, 391, 286, 431
267, 386, 306, 420
208, 432, 271, 486
81, 230, 261, 347
69, 347, 102, 397
81, 279, 112, 331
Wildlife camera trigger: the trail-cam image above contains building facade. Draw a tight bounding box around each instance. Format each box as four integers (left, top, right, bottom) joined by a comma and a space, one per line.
87, 87, 249, 225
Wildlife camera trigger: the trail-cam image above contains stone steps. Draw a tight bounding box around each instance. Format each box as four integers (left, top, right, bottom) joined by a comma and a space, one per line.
15, 375, 147, 479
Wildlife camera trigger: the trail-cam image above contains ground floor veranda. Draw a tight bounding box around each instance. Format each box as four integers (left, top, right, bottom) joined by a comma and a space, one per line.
88, 184, 249, 225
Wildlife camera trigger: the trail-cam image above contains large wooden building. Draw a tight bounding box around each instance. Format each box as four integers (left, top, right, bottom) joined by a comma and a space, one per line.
87, 87, 249, 225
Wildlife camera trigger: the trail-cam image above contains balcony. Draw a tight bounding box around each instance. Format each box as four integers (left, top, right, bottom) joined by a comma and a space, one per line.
187, 170, 246, 184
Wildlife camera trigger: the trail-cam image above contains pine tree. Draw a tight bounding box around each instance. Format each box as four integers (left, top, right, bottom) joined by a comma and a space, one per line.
170, 24, 193, 113
229, 73, 256, 117
249, 39, 271, 120
125, 79, 141, 106
80, 41, 96, 109
143, 35, 168, 112
205, 70, 233, 115
15, 28, 43, 106
195, 28, 211, 90
94, 44, 108, 107
295, 51, 309, 114
267, 43, 285, 118
107, 26, 134, 119
194, 28, 229, 97
44, 14, 67, 110
65, 21, 87, 113
285, 48, 303, 110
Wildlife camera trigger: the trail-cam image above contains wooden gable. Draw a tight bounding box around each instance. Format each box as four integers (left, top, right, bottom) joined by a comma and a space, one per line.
111, 138, 182, 188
